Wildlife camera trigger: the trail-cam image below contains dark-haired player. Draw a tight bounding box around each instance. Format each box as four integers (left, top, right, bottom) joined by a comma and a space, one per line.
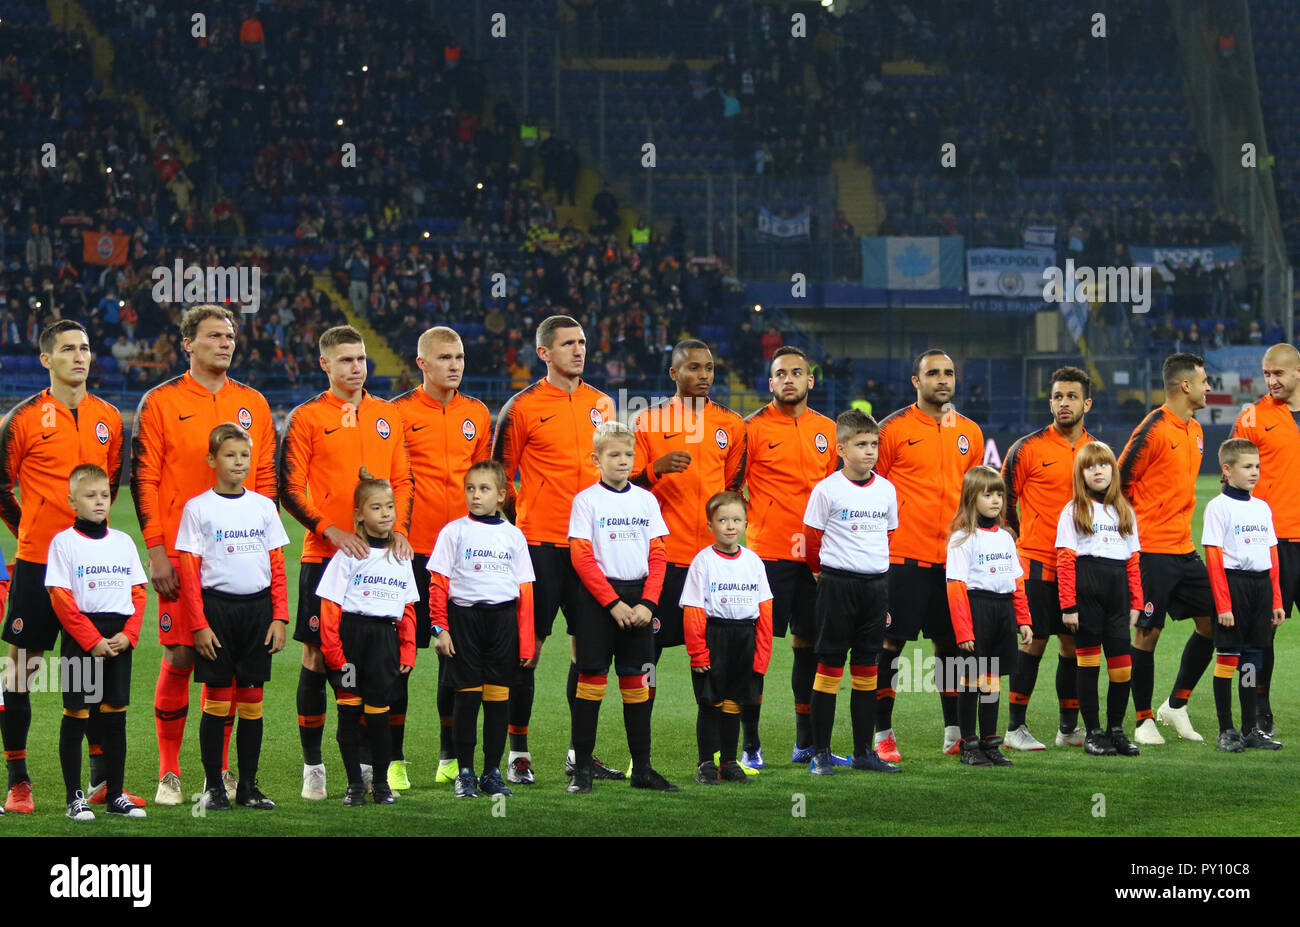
743, 346, 840, 767
1118, 352, 1215, 744
874, 349, 984, 759
492, 315, 615, 784
0, 320, 125, 813
631, 339, 747, 764
1000, 366, 1094, 750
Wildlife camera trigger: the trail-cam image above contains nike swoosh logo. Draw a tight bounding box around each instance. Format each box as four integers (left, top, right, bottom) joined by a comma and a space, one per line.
411, 424, 428, 432
179, 414, 195, 421
1041, 461, 1055, 468
325, 427, 341, 435
768, 441, 783, 449
541, 415, 556, 423
665, 433, 680, 439
41, 432, 56, 440
907, 439, 922, 446
1170, 444, 1179, 450
1265, 425, 1278, 431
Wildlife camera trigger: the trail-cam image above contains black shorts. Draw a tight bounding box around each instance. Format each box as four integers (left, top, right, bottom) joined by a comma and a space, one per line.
3, 559, 60, 652
1275, 540, 1300, 619
1214, 570, 1273, 652
444, 601, 519, 689
529, 543, 582, 640
690, 619, 760, 705
60, 613, 132, 711
886, 560, 955, 646
763, 559, 817, 639
195, 589, 274, 687
813, 568, 888, 663
954, 591, 1018, 686
1024, 560, 1069, 639
411, 553, 433, 649
1136, 552, 1214, 630
573, 578, 654, 675
328, 613, 402, 706
293, 560, 328, 646
1073, 557, 1130, 646
653, 563, 689, 649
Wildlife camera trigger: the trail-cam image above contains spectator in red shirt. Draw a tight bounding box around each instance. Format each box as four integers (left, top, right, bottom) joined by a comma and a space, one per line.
761, 324, 783, 362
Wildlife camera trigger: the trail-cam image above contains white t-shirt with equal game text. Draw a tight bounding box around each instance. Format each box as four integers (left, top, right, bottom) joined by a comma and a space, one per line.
46, 526, 148, 615
174, 489, 290, 594
679, 545, 773, 622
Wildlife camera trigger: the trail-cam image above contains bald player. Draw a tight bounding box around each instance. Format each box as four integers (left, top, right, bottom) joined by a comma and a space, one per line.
742, 346, 838, 767
279, 325, 413, 800
630, 339, 747, 749
1229, 342, 1300, 735
1118, 352, 1215, 745
1000, 366, 1094, 750
131, 305, 277, 806
0, 320, 125, 813
390, 326, 491, 787
492, 315, 615, 785
874, 349, 984, 759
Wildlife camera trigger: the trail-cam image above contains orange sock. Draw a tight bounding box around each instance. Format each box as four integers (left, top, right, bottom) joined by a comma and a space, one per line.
154, 658, 193, 779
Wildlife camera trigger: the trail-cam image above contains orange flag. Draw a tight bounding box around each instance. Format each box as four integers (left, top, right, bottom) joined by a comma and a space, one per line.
82, 231, 129, 266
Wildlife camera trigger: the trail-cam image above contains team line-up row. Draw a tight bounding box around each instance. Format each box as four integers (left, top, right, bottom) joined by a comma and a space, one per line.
0, 310, 1292, 819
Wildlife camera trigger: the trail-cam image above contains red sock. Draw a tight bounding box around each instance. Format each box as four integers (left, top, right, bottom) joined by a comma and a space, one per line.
154, 658, 193, 779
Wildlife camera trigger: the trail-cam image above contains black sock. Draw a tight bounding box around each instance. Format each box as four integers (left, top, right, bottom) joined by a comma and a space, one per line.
571, 694, 601, 770
236, 712, 263, 783
1169, 632, 1214, 708
1131, 646, 1155, 719
437, 655, 455, 759
850, 687, 877, 756
958, 690, 978, 742
792, 646, 815, 748
454, 690, 482, 773
978, 692, 1000, 741
1258, 641, 1274, 715
59, 713, 88, 803
199, 712, 226, 789
336, 703, 363, 786
297, 666, 327, 766
719, 707, 741, 764
87, 710, 106, 786
389, 671, 409, 761
697, 704, 720, 764
482, 698, 508, 772
100, 710, 127, 799
1057, 655, 1080, 730
875, 650, 898, 733
1104, 641, 1131, 730
1239, 656, 1259, 732
741, 674, 763, 753
508, 665, 535, 753
937, 650, 959, 727
1213, 670, 1235, 732
2, 689, 32, 787
624, 697, 652, 770
810, 689, 837, 752
364, 709, 391, 784
1077, 664, 1101, 731
566, 661, 579, 715
1009, 650, 1041, 728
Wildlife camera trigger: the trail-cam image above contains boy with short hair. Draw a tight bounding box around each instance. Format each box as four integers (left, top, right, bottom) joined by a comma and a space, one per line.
1201, 438, 1286, 752
566, 422, 676, 794
802, 410, 901, 775
46, 464, 148, 821
176, 424, 290, 811
430, 460, 535, 799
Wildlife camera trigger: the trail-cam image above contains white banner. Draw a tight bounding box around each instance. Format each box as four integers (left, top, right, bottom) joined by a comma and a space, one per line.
966, 248, 1055, 297
757, 208, 810, 240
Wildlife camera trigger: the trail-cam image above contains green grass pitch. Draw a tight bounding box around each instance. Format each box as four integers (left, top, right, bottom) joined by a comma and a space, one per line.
2, 475, 1296, 836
